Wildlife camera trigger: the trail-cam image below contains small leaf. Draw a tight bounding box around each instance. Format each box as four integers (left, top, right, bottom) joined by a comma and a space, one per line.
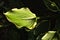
4, 8, 39, 30
41, 31, 56, 40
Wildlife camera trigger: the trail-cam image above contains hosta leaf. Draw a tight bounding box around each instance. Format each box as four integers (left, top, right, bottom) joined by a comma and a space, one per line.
4, 8, 39, 30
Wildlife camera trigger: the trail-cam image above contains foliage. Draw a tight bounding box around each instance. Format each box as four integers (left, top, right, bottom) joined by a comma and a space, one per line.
4, 8, 39, 30
0, 0, 60, 40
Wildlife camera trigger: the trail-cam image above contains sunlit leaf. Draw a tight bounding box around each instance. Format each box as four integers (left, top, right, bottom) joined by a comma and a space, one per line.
41, 31, 56, 40
4, 7, 39, 30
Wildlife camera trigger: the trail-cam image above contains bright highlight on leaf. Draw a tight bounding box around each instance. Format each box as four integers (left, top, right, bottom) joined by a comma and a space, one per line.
4, 7, 39, 30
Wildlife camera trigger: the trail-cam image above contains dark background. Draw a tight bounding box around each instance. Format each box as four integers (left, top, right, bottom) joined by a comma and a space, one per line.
0, 0, 60, 40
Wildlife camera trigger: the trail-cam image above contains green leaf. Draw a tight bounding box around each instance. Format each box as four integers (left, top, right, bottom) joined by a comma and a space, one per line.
4, 8, 39, 30
43, 0, 59, 12
52, 37, 58, 40
41, 31, 56, 40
